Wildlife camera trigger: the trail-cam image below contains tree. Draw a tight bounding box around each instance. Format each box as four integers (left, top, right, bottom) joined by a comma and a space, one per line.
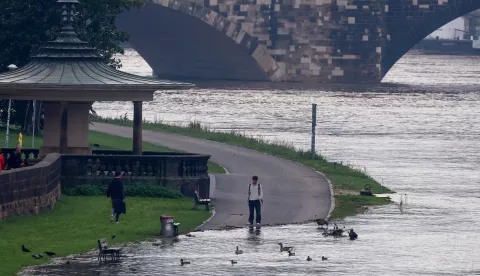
0, 0, 143, 134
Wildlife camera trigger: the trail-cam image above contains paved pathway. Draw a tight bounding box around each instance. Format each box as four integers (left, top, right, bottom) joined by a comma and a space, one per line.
90, 123, 332, 230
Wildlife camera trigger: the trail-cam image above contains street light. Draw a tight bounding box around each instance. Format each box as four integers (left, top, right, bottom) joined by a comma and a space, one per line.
5, 64, 17, 147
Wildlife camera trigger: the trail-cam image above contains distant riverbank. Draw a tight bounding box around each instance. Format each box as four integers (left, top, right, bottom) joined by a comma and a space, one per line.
91, 115, 393, 219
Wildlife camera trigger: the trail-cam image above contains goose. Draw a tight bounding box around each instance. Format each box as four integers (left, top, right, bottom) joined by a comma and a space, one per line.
230, 260, 237, 265
288, 250, 295, 257
235, 246, 243, 255
322, 256, 328, 261
315, 219, 329, 228
180, 259, 191, 266
307, 256, 312, 261
349, 229, 358, 240
278, 243, 294, 252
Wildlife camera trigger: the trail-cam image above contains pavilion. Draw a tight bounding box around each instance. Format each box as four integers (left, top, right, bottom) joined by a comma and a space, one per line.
0, 0, 193, 156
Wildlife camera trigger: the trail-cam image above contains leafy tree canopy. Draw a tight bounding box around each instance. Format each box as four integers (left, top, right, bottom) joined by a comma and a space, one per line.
0, 0, 143, 72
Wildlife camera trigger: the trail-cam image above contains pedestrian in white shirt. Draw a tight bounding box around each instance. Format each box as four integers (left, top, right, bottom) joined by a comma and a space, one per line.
247, 175, 263, 228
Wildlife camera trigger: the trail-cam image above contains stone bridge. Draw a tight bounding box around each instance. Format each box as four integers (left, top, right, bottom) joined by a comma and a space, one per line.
117, 0, 480, 83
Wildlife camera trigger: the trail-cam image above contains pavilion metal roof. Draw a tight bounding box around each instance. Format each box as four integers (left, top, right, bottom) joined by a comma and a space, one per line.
0, 0, 193, 101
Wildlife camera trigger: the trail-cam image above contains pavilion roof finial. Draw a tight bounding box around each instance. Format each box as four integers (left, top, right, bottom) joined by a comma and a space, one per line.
56, 0, 81, 41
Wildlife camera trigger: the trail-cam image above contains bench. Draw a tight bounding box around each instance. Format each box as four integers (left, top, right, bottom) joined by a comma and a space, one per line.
97, 238, 121, 261
193, 191, 210, 211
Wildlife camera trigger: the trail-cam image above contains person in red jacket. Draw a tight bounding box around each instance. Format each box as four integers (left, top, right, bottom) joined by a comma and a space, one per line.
0, 149, 5, 172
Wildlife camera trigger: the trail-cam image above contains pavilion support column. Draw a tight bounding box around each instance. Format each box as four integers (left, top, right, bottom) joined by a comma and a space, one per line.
40, 101, 62, 157
60, 102, 68, 154
133, 101, 143, 155
66, 102, 91, 155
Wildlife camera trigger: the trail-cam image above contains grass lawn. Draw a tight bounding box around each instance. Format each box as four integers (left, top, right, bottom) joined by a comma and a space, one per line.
0, 127, 225, 174
0, 196, 209, 276
93, 117, 394, 219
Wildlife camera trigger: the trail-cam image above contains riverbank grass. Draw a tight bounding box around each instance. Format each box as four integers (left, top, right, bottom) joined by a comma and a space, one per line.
0, 128, 225, 174
0, 196, 209, 276
93, 116, 393, 219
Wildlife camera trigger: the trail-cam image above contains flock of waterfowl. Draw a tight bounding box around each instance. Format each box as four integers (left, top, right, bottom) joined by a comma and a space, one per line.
179, 219, 359, 266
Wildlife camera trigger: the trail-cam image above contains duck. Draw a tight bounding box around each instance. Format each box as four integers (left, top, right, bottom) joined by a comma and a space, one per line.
186, 233, 195, 238
288, 250, 295, 257
235, 246, 243, 255
315, 219, 329, 228
278, 243, 294, 252
152, 242, 161, 246
307, 256, 312, 261
349, 229, 358, 240
180, 259, 190, 266
322, 256, 328, 261
230, 260, 237, 265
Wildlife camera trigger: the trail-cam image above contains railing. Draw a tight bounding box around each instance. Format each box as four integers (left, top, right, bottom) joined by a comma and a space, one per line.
0, 153, 61, 220
62, 151, 211, 198
0, 148, 40, 166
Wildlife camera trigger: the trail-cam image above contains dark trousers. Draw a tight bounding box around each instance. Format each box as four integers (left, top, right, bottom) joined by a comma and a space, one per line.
248, 200, 262, 224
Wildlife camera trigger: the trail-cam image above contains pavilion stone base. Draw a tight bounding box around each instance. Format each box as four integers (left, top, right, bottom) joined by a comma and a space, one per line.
41, 101, 91, 156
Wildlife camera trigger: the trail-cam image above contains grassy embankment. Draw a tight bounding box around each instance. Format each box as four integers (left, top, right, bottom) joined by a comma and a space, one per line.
93, 116, 394, 219
0, 128, 211, 276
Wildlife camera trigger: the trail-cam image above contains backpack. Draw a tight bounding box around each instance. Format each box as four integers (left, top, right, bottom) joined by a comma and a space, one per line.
248, 183, 261, 200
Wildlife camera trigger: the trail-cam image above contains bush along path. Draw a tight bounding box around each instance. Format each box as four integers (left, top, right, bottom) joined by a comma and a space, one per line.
91, 115, 393, 219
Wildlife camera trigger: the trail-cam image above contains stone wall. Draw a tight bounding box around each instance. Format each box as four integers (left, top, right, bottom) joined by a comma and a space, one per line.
118, 0, 480, 83
0, 154, 62, 220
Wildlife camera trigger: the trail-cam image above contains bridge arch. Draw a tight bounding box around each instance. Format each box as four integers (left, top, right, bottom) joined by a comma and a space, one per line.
116, 0, 281, 81
381, 1, 480, 79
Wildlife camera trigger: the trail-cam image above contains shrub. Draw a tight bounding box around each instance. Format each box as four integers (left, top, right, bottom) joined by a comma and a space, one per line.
62, 184, 184, 199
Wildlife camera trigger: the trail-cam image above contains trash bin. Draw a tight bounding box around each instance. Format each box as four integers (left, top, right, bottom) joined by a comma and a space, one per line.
160, 215, 175, 237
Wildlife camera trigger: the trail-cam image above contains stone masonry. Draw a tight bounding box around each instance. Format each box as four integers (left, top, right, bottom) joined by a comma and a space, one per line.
0, 154, 62, 220
120, 0, 480, 83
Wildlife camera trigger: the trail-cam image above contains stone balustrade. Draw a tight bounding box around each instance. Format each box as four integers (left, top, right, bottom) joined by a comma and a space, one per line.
1, 148, 40, 166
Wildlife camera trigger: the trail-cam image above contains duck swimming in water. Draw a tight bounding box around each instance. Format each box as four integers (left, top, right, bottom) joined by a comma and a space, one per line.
278, 243, 294, 252
307, 256, 312, 261
288, 250, 295, 257
349, 229, 358, 240
180, 259, 190, 266
322, 256, 328, 261
235, 246, 243, 255
230, 260, 237, 265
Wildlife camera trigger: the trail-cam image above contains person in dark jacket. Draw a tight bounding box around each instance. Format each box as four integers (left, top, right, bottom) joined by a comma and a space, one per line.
7, 144, 24, 170
107, 171, 125, 223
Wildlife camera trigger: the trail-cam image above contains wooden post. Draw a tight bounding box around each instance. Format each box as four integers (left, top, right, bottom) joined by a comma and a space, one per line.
311, 103, 317, 160
133, 101, 143, 155
60, 102, 68, 154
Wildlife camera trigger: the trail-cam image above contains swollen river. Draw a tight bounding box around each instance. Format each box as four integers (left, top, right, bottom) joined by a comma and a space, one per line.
21, 51, 480, 275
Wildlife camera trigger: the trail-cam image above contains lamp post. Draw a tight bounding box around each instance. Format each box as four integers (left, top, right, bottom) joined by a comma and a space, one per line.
4, 64, 17, 147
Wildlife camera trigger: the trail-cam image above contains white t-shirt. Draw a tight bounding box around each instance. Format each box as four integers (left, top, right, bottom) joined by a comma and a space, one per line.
248, 183, 263, 201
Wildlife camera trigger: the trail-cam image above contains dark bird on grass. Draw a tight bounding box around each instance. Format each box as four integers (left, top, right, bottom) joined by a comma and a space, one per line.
235, 246, 243, 255
278, 243, 294, 252
93, 144, 100, 147
230, 260, 237, 265
112, 234, 116, 239
288, 250, 295, 257
44, 251, 56, 257
315, 219, 329, 228
32, 255, 40, 259
39, 253, 44, 258
22, 245, 31, 253
307, 256, 312, 261
180, 259, 190, 266
322, 256, 328, 261
349, 229, 358, 240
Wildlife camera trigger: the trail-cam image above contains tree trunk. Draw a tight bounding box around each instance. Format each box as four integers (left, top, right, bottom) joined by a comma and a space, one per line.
21, 101, 32, 135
